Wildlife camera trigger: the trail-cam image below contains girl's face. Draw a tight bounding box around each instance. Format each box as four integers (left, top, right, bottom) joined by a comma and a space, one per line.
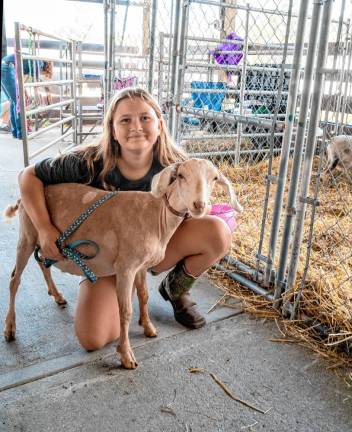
112, 97, 161, 157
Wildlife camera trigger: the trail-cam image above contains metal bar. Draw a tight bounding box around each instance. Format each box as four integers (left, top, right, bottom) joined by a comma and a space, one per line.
24, 80, 73, 87
183, 88, 289, 95
187, 147, 293, 158
321, 68, 352, 77
77, 41, 83, 144
189, 0, 345, 24
71, 40, 78, 145
215, 264, 332, 341
15, 22, 30, 166
256, 0, 293, 287
174, 0, 190, 145
166, 0, 175, 101
27, 116, 75, 140
184, 62, 294, 72
335, 3, 348, 134
29, 130, 74, 160
59, 41, 64, 136
158, 32, 164, 105
261, 0, 299, 286
111, 0, 116, 98
148, 0, 158, 93
19, 24, 72, 43
214, 264, 274, 300
190, 0, 292, 17
113, 53, 149, 59
182, 133, 284, 140
288, 129, 328, 319
27, 99, 75, 116
163, 32, 296, 47
320, 0, 346, 138
66, 0, 144, 5
275, 0, 323, 300
3, 35, 316, 53
103, 0, 109, 110
21, 54, 73, 64
222, 255, 264, 283
236, 3, 250, 164
168, 0, 182, 135
340, 23, 352, 128
286, 0, 334, 293
180, 107, 284, 129
79, 103, 83, 145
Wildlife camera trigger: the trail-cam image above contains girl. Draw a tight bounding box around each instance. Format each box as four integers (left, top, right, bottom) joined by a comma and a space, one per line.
19, 88, 232, 351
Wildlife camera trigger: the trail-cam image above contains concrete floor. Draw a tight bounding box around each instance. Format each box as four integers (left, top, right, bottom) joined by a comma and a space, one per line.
0, 131, 351, 432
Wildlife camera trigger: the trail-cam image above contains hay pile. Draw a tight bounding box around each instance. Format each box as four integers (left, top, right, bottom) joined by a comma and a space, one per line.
209, 156, 352, 378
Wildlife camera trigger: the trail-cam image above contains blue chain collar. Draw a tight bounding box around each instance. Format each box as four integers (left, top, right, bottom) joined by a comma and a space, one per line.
34, 191, 118, 283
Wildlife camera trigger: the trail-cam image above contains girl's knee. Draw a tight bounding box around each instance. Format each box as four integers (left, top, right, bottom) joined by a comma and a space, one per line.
77, 335, 105, 352
75, 324, 119, 352
206, 217, 232, 255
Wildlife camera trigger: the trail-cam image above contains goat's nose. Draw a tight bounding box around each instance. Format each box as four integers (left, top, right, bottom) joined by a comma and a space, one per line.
193, 200, 206, 211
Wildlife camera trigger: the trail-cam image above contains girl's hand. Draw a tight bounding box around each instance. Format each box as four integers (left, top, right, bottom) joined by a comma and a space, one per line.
38, 225, 62, 261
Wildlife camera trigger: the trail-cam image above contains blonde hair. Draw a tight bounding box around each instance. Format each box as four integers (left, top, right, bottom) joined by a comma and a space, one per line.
66, 88, 187, 190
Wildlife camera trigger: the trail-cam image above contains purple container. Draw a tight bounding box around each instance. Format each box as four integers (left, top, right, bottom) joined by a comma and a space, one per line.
210, 203, 237, 233
209, 32, 244, 66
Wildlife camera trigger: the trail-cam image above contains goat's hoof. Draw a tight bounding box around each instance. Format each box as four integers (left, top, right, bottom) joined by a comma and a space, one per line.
139, 319, 158, 338
48, 291, 67, 306
4, 329, 16, 342
118, 347, 138, 369
144, 323, 158, 338
121, 359, 138, 369
56, 297, 67, 306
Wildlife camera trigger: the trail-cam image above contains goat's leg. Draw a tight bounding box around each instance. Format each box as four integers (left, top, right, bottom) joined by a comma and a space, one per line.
38, 263, 67, 306
326, 157, 339, 173
4, 237, 35, 341
134, 270, 157, 338
115, 270, 138, 369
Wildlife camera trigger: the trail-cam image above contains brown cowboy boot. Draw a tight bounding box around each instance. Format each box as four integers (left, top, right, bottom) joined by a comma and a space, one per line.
158, 260, 206, 329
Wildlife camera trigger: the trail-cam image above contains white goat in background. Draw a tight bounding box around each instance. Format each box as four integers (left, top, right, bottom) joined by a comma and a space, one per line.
325, 135, 352, 173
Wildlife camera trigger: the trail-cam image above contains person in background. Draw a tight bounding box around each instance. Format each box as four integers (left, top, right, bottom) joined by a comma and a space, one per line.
0, 91, 10, 132
1, 53, 53, 139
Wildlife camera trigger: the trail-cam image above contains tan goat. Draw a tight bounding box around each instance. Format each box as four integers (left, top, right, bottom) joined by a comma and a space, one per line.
4, 158, 243, 369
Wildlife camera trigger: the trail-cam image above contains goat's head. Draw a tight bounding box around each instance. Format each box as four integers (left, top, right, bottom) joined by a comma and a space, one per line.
151, 158, 243, 218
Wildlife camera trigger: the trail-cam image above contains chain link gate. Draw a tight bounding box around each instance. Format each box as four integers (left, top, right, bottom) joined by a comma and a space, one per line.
167, 0, 300, 304
291, 1, 352, 344
157, 0, 352, 335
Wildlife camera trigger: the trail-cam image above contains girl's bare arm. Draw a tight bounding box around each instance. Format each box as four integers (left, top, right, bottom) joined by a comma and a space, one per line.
19, 166, 62, 260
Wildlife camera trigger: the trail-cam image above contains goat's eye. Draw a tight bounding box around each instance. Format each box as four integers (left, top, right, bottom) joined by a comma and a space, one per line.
213, 176, 218, 181
178, 173, 185, 180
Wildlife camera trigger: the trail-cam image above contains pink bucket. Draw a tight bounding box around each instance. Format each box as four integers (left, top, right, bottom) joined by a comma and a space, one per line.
210, 203, 237, 233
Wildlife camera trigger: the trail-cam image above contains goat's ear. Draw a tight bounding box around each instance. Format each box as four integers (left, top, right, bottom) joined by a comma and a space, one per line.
216, 170, 243, 213
151, 164, 178, 198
